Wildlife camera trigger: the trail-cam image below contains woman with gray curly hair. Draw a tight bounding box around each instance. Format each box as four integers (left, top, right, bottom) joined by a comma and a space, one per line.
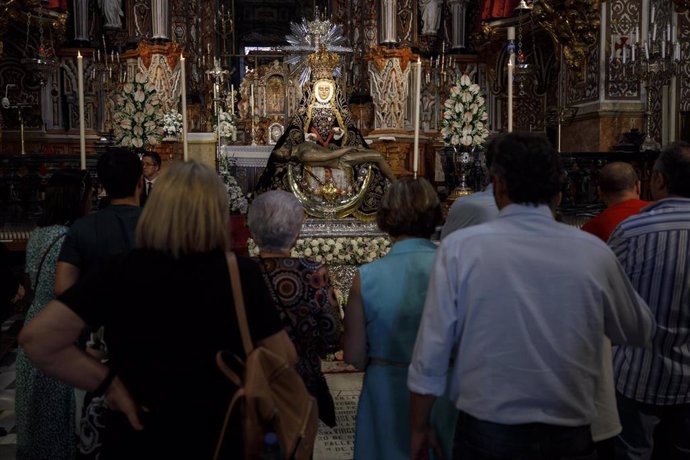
248, 190, 343, 428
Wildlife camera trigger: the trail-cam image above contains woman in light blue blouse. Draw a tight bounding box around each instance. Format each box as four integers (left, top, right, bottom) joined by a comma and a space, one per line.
343, 177, 457, 460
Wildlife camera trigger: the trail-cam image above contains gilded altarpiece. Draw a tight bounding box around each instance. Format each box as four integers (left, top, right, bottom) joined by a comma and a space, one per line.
566, 46, 599, 105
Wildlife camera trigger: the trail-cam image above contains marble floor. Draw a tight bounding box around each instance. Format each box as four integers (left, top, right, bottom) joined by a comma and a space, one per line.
0, 342, 362, 460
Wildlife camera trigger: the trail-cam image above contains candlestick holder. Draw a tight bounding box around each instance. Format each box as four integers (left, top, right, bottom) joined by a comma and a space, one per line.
206, 58, 230, 159
215, 4, 235, 72
633, 43, 680, 151
422, 47, 461, 133
251, 115, 258, 146
612, 7, 683, 151
89, 43, 122, 93
21, 3, 59, 87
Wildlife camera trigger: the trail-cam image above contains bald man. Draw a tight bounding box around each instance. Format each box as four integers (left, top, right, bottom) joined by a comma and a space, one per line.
581, 162, 650, 241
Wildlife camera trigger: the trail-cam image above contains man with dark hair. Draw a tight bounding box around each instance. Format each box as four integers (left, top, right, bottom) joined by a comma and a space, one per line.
408, 132, 655, 460
56, 148, 143, 294
440, 138, 499, 239
53, 147, 143, 456
608, 141, 690, 459
581, 162, 650, 241
140, 151, 161, 207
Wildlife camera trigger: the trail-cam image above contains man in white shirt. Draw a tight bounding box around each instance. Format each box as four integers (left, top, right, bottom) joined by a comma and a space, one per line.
440, 146, 499, 240
408, 132, 655, 460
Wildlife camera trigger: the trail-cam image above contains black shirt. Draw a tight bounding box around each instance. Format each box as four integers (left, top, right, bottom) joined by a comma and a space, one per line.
59, 204, 141, 275
59, 249, 282, 458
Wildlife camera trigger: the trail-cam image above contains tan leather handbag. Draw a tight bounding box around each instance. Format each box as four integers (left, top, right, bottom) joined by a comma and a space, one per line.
213, 253, 318, 460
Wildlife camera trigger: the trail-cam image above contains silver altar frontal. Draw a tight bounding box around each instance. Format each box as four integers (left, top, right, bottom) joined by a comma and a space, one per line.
299, 217, 386, 239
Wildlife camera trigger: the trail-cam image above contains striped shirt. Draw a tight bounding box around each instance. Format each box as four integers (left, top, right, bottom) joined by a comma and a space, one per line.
609, 197, 690, 405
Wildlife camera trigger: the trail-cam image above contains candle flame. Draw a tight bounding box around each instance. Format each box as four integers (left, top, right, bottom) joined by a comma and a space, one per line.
78, 51, 82, 58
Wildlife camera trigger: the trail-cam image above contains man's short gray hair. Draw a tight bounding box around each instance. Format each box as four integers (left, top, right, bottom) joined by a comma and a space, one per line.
247, 190, 305, 252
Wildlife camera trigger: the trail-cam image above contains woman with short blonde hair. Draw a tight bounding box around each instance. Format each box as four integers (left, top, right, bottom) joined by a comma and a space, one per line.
137, 160, 229, 257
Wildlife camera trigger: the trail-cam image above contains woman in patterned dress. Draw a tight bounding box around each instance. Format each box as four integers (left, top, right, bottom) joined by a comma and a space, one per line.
16, 170, 93, 459
247, 190, 343, 427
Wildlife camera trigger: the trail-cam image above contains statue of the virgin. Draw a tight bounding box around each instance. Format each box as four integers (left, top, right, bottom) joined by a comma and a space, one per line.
254, 45, 394, 220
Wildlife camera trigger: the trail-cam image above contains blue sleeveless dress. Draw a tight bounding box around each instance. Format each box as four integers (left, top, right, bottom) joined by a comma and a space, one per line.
354, 238, 458, 460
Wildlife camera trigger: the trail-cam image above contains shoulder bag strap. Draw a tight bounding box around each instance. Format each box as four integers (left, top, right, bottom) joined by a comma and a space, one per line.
34, 232, 66, 288
225, 252, 253, 356
257, 258, 299, 331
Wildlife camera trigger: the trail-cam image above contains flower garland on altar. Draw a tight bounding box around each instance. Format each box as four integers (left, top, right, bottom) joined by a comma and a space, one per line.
162, 109, 183, 138
216, 110, 237, 141
441, 74, 489, 149
248, 236, 391, 265
112, 73, 164, 149
218, 154, 248, 214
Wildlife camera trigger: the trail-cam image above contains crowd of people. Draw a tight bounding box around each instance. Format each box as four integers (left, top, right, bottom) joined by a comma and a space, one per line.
11, 133, 690, 459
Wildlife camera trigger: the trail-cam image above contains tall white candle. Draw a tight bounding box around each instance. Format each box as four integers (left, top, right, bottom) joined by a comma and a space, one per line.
413, 57, 422, 179
507, 27, 515, 133
77, 51, 86, 169
180, 54, 189, 161
632, 40, 635, 61
230, 84, 235, 115
250, 84, 255, 118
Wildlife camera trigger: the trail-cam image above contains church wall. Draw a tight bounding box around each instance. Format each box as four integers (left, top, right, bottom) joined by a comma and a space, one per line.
561, 104, 644, 152
560, 0, 690, 150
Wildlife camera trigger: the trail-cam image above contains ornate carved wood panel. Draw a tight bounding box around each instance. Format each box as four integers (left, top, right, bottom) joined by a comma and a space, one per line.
397, 0, 415, 46
606, 0, 641, 99
567, 46, 599, 105
679, 11, 690, 112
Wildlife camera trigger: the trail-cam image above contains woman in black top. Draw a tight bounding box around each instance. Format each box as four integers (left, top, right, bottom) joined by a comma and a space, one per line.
20, 161, 296, 459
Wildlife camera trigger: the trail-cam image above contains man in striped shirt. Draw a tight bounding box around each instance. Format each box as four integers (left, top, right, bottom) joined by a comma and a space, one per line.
608, 141, 690, 459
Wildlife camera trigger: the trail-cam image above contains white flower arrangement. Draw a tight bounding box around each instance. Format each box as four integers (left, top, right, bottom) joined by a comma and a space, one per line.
441, 74, 489, 149
162, 109, 183, 138
218, 154, 248, 214
112, 73, 164, 148
216, 110, 237, 141
248, 236, 391, 266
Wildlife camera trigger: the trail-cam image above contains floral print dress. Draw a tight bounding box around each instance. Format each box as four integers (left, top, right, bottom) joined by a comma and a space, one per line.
15, 225, 75, 460
256, 256, 343, 426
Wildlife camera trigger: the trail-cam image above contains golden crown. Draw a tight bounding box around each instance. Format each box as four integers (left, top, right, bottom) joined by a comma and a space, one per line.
308, 44, 340, 80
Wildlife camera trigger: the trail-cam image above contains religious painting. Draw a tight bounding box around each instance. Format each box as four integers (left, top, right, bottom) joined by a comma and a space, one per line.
266, 75, 285, 115
268, 122, 284, 145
